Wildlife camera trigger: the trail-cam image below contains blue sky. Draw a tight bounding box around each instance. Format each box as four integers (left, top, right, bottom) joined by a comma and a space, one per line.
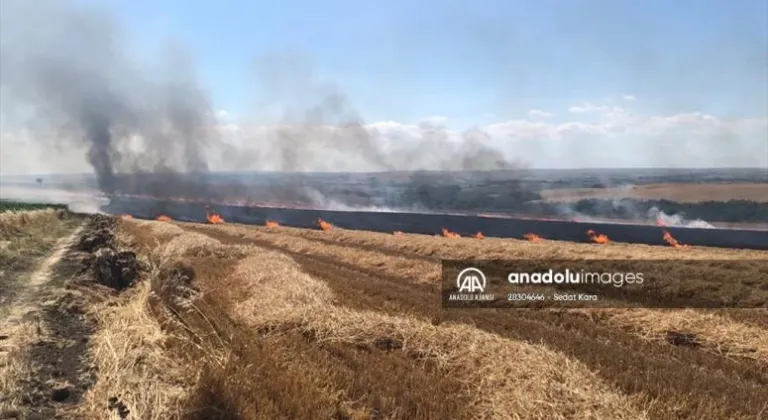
2, 0, 766, 174
88, 0, 767, 125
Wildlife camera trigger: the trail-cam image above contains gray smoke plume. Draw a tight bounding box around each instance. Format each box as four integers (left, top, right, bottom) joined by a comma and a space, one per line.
1, 0, 527, 211
243, 52, 527, 173
0, 0, 222, 200
648, 206, 714, 229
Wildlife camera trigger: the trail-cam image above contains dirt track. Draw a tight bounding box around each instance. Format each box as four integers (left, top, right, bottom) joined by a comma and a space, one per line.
0, 226, 83, 326
0, 224, 99, 419
1, 212, 153, 420
116, 219, 765, 420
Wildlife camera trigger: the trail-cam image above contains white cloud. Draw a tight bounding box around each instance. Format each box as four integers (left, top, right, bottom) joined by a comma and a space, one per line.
622, 94, 636, 101
215, 109, 229, 119
528, 109, 554, 119
568, 102, 614, 113
421, 115, 448, 125
2, 99, 766, 174
364, 104, 767, 168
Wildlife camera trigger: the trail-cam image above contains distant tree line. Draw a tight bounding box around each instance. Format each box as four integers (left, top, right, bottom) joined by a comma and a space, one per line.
0, 200, 68, 213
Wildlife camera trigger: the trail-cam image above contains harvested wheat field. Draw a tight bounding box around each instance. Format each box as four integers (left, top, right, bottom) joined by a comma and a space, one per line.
4, 213, 767, 419
94, 217, 765, 420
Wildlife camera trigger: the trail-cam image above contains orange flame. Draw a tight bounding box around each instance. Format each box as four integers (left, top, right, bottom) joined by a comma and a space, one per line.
474, 232, 485, 239
204, 206, 225, 224
393, 231, 404, 236
207, 212, 225, 224
586, 229, 610, 244
265, 220, 280, 229
442, 228, 461, 238
524, 233, 541, 242
156, 215, 172, 222
662, 230, 688, 248
317, 218, 333, 231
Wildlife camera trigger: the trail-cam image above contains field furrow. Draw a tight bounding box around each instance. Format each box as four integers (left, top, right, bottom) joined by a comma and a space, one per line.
124, 221, 648, 419
179, 222, 768, 420
219, 223, 768, 326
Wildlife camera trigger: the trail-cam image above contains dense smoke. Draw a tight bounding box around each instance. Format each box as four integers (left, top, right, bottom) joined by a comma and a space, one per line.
0, 0, 526, 208
0, 0, 227, 200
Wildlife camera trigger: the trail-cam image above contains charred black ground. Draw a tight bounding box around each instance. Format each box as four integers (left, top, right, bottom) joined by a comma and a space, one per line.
105, 197, 768, 250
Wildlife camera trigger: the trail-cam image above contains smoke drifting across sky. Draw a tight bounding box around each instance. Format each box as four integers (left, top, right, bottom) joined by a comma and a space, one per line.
0, 0, 526, 200
1, 0, 766, 186
1, 0, 217, 195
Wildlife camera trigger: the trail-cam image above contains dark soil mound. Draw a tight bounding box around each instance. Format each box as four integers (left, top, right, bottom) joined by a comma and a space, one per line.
78, 215, 146, 291
87, 249, 144, 290
77, 214, 118, 253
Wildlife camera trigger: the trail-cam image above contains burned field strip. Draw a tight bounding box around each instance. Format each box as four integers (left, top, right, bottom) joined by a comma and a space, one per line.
105, 196, 768, 250
181, 222, 768, 420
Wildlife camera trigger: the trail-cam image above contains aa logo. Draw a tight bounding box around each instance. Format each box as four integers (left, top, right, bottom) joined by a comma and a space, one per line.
456, 267, 486, 293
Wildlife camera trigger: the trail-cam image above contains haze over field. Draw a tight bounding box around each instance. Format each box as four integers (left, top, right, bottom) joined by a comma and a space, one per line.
1, 0, 766, 186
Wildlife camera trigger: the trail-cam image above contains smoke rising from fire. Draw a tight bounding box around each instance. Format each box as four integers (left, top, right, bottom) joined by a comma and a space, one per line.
0, 0, 228, 200
648, 207, 715, 229
1, 0, 525, 206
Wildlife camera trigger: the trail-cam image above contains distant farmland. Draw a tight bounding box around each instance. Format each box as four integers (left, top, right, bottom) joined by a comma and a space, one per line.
539, 182, 768, 203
